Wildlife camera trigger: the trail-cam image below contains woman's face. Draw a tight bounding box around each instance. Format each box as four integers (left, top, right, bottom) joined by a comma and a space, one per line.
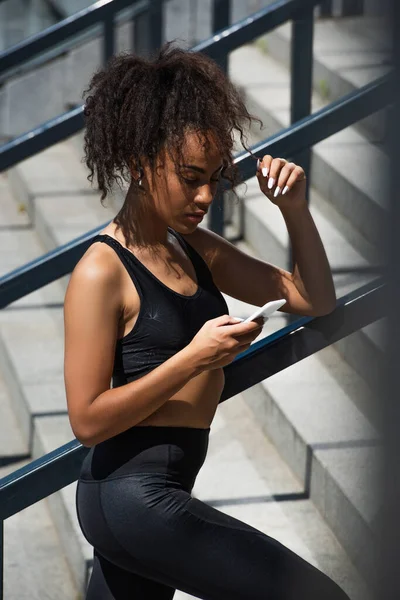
142, 129, 224, 233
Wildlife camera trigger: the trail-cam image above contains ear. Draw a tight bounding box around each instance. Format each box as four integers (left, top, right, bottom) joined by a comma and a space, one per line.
129, 158, 144, 186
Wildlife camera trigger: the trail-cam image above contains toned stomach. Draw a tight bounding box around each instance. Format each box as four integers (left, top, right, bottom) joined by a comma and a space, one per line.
135, 367, 225, 429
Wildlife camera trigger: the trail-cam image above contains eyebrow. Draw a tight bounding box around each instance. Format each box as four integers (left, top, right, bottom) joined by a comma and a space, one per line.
182, 164, 224, 175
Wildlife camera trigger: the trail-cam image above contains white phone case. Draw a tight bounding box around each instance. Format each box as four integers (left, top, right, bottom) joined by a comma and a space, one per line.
242, 299, 286, 323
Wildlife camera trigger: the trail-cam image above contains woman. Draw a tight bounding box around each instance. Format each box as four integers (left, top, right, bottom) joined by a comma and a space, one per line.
64, 43, 346, 599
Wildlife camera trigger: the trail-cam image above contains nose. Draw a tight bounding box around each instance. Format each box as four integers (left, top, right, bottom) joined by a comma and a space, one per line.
195, 184, 215, 208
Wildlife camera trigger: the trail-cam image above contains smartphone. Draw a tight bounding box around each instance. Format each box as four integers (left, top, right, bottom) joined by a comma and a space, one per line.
241, 299, 286, 323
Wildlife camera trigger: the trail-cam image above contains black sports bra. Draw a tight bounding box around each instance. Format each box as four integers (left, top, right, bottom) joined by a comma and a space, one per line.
91, 228, 229, 385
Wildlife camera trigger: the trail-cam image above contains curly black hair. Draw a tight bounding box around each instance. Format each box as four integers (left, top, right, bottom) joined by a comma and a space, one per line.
83, 42, 261, 244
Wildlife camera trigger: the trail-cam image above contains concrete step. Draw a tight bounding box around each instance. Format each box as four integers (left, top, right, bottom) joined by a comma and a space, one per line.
256, 16, 390, 142
0, 368, 28, 465
1, 459, 78, 600
229, 43, 388, 253
240, 347, 381, 590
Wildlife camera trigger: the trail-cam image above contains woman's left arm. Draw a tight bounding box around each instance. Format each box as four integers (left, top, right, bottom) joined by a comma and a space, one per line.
186, 156, 336, 317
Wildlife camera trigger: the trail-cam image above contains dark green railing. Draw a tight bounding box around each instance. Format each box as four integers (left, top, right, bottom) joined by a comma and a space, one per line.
0, 0, 392, 596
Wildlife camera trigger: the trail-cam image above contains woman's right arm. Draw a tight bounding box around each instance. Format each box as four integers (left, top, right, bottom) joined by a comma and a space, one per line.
63, 252, 204, 448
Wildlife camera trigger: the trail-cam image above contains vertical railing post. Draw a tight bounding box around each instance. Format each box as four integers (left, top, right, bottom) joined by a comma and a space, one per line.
290, 7, 314, 201
209, 1, 231, 235
212, 0, 231, 73
133, 0, 163, 58
103, 10, 115, 65
287, 5, 314, 322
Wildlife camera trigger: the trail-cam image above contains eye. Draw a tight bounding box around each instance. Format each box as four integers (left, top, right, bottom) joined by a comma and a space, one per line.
182, 177, 199, 185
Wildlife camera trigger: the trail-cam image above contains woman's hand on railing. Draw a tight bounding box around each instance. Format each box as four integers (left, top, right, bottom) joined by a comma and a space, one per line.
256, 156, 307, 210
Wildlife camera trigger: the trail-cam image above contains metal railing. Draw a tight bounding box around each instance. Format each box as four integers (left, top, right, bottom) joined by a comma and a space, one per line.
0, 0, 392, 596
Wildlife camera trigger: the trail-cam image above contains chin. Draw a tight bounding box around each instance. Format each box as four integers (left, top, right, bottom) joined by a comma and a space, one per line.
172, 220, 199, 233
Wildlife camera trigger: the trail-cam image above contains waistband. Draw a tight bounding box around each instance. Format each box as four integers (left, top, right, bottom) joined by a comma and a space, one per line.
79, 424, 211, 487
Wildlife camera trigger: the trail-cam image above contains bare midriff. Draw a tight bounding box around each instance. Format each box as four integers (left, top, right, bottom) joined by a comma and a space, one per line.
135, 367, 225, 429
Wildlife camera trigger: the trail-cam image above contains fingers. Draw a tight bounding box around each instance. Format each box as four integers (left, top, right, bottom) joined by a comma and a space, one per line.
257, 155, 305, 197
225, 320, 262, 334
282, 165, 306, 194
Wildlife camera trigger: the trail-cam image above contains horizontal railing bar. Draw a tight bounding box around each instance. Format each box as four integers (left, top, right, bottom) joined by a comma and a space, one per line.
0, 0, 143, 75
194, 0, 321, 60
0, 440, 87, 520
0, 105, 84, 172
0, 277, 385, 520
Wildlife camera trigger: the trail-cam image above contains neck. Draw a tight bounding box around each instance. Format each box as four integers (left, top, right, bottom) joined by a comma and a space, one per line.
113, 183, 170, 253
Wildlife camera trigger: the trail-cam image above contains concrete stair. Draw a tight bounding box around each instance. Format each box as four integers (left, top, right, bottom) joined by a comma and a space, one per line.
0, 358, 78, 599
0, 11, 386, 600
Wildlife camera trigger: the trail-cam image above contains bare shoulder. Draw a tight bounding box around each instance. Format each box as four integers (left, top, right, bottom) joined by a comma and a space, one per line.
65, 240, 124, 309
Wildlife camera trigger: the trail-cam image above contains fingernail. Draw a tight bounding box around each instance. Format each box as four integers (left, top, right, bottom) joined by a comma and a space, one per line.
257, 158, 260, 170
274, 186, 281, 198
282, 185, 289, 195
268, 177, 275, 189
262, 167, 269, 177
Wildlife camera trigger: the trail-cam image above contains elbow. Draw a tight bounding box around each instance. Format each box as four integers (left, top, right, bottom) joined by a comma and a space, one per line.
73, 427, 96, 448
311, 300, 337, 317
70, 416, 98, 448
75, 433, 97, 448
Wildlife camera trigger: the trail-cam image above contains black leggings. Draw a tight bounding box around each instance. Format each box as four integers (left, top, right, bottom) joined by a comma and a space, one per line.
76, 425, 350, 599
